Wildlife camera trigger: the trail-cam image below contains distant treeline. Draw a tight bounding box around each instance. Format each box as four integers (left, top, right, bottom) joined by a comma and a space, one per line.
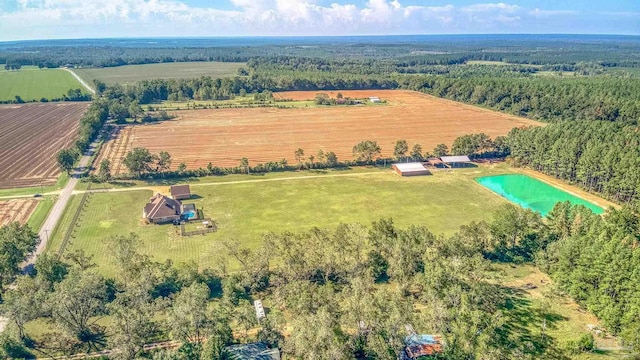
400, 76, 640, 123
107, 74, 640, 124
1, 36, 639, 68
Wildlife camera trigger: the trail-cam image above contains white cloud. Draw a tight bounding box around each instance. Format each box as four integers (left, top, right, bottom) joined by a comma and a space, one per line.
529, 8, 578, 17
462, 3, 520, 13
1, 1, 634, 40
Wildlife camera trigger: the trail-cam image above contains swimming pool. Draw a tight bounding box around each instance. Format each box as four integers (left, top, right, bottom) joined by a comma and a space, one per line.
476, 174, 604, 216
183, 211, 197, 220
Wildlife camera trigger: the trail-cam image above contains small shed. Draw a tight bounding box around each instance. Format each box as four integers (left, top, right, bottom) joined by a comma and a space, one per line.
440, 155, 472, 168
226, 342, 280, 360
254, 300, 266, 320
369, 96, 381, 103
170, 185, 191, 200
392, 163, 431, 177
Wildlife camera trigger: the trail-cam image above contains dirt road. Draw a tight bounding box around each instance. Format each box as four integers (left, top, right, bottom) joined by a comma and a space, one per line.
63, 68, 95, 95
24, 141, 97, 268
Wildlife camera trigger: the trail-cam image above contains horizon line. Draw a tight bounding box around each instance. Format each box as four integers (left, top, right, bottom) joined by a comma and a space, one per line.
1, 33, 640, 44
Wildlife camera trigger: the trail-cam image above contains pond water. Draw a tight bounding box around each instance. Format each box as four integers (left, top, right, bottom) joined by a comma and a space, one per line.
476, 174, 604, 216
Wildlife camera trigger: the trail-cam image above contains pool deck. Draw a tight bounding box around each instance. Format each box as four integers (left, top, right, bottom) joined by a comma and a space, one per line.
518, 168, 620, 210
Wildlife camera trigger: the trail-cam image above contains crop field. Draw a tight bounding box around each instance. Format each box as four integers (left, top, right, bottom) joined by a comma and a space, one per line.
98, 90, 541, 173
47, 165, 514, 275
0, 67, 86, 101
0, 198, 40, 226
0, 103, 87, 188
73, 61, 246, 86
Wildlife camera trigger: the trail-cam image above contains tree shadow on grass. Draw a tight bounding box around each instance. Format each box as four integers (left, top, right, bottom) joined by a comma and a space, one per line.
107, 180, 136, 187
496, 286, 569, 359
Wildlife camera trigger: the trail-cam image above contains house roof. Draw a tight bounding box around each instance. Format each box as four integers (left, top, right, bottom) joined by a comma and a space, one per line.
393, 162, 428, 172
226, 342, 280, 360
170, 185, 191, 197
404, 334, 444, 358
145, 193, 181, 219
440, 155, 471, 163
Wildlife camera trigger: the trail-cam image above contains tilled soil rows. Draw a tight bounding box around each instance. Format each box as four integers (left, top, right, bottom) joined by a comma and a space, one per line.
100, 90, 541, 173
0, 103, 87, 188
0, 199, 39, 226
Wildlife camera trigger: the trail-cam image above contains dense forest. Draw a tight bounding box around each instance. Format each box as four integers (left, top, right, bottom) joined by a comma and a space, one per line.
507, 122, 640, 208
1, 35, 639, 68
1, 203, 638, 359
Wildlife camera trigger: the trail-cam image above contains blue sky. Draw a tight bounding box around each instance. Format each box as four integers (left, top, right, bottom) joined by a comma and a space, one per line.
0, 0, 638, 41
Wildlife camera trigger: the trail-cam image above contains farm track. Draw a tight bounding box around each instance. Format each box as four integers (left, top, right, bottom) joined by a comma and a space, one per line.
99, 90, 541, 174
0, 103, 88, 188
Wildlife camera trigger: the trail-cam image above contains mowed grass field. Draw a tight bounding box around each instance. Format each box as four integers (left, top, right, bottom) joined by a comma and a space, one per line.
0, 67, 85, 101
73, 61, 245, 86
47, 165, 512, 276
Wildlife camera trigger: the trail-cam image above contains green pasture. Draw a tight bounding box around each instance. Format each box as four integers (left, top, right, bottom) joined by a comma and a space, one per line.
48, 166, 514, 276
73, 61, 245, 86
26, 196, 55, 232
0, 67, 85, 101
0, 173, 69, 198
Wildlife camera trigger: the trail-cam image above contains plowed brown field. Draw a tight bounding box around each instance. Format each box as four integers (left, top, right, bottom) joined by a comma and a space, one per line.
100, 90, 541, 173
0, 199, 39, 226
0, 102, 87, 189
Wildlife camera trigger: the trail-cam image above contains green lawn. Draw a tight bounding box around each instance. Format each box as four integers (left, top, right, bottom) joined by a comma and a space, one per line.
0, 67, 86, 101
73, 62, 246, 86
0, 172, 69, 198
27, 196, 56, 232
48, 166, 514, 276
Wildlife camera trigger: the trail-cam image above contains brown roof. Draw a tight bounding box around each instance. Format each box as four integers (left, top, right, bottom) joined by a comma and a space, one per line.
406, 343, 443, 358
170, 185, 191, 198
145, 193, 181, 220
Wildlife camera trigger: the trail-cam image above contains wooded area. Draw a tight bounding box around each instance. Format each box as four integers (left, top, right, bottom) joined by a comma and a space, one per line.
1, 202, 638, 358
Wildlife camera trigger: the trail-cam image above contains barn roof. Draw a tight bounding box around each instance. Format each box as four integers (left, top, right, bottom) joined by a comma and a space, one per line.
393, 162, 428, 172
170, 185, 191, 198
440, 155, 471, 163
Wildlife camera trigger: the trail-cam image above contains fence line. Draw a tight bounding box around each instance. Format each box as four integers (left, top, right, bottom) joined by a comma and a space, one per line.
56, 183, 92, 258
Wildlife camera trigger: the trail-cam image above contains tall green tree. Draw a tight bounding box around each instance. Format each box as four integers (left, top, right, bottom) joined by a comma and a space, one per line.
157, 151, 172, 174
433, 143, 449, 157
56, 148, 78, 174
0, 223, 39, 295
49, 270, 108, 352
108, 282, 159, 359
294, 148, 305, 169
239, 158, 249, 174
410, 143, 423, 161
393, 140, 409, 161
123, 147, 155, 175
0, 276, 47, 340
168, 282, 212, 353
353, 140, 381, 163
98, 159, 111, 182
